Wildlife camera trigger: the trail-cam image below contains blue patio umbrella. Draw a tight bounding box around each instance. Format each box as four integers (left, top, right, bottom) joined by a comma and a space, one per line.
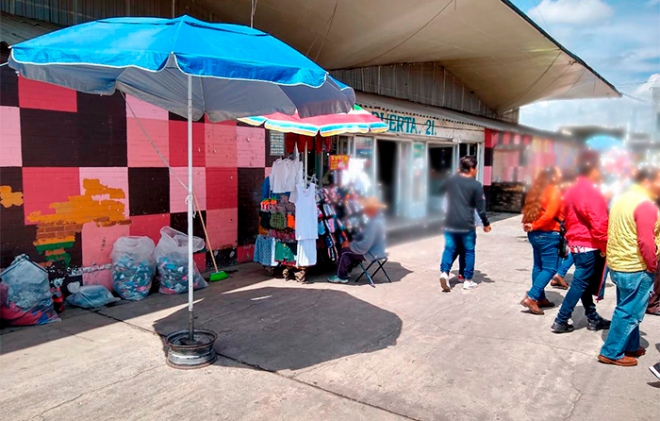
586, 135, 622, 151
8, 15, 355, 346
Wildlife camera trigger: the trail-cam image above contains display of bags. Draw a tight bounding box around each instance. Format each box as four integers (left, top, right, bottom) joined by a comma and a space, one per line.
154, 227, 208, 295
111, 236, 157, 301
65, 284, 119, 309
0, 255, 60, 326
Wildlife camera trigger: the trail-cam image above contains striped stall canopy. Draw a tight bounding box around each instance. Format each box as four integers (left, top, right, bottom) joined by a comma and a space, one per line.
238, 105, 388, 137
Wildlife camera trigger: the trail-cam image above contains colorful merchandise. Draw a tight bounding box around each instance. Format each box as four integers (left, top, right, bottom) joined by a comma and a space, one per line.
275, 242, 297, 263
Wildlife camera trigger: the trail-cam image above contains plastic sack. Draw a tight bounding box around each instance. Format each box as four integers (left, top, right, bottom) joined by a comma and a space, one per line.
111, 236, 156, 301
154, 227, 208, 295
65, 285, 119, 309
0, 255, 60, 326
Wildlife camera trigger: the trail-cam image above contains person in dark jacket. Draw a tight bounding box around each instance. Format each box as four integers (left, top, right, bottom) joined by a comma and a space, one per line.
551, 150, 611, 334
438, 156, 491, 292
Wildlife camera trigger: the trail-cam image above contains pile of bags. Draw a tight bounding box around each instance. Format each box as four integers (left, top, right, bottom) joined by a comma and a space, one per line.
0, 255, 60, 326
154, 227, 208, 294
111, 236, 157, 301
0, 227, 209, 326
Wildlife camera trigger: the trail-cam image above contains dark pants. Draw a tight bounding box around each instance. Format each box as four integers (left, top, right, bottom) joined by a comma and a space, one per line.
453, 242, 466, 277
647, 267, 660, 314
527, 231, 560, 301
556, 250, 605, 324
337, 248, 364, 279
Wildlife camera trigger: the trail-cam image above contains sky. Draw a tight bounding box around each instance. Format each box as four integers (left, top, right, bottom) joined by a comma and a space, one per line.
509, 0, 660, 134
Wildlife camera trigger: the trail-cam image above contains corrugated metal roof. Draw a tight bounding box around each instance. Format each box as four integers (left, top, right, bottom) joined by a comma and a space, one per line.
356, 92, 575, 142
1, 12, 61, 46
204, 0, 620, 112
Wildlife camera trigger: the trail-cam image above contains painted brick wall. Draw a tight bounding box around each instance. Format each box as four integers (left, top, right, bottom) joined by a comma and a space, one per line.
0, 67, 272, 288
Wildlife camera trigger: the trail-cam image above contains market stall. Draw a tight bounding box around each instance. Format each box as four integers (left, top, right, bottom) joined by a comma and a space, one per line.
242, 106, 387, 280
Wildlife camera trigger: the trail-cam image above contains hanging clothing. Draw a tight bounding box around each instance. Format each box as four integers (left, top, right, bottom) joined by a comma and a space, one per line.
275, 242, 296, 263
261, 177, 271, 200
254, 236, 277, 267
270, 158, 304, 194
293, 183, 319, 241
296, 239, 317, 266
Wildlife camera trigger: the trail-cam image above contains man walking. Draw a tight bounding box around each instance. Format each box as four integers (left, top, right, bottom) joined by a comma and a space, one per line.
552, 151, 611, 333
438, 156, 491, 292
598, 167, 660, 367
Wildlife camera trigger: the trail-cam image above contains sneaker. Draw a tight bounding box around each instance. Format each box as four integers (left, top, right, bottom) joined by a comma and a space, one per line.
650, 363, 660, 380
457, 274, 465, 283
327, 275, 349, 284
463, 280, 478, 290
587, 317, 611, 331
551, 320, 575, 334
439, 272, 451, 292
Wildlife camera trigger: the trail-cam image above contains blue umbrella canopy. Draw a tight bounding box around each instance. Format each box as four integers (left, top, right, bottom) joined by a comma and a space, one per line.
8, 15, 356, 345
8, 15, 355, 121
586, 135, 622, 151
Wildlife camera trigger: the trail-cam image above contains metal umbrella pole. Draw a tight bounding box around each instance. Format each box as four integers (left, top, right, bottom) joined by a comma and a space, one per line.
187, 74, 195, 342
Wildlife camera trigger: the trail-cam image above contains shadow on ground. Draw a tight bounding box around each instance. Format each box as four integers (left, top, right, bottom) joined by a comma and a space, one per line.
1, 263, 281, 354
153, 286, 403, 371
447, 269, 495, 288
304, 260, 413, 287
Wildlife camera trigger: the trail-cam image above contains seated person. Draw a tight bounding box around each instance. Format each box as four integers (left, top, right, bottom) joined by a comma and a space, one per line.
328, 197, 387, 284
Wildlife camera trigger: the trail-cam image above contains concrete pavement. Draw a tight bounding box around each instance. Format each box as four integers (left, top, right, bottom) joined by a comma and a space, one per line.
1, 215, 659, 421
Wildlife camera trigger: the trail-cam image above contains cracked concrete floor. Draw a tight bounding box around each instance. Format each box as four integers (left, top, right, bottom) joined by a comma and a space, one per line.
2, 215, 659, 421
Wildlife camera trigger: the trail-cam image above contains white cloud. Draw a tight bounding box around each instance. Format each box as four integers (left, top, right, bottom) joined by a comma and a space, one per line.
529, 0, 614, 25
647, 0, 660, 6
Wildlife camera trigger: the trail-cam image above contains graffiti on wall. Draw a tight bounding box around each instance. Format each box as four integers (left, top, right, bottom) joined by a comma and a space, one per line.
0, 186, 23, 208
27, 179, 131, 265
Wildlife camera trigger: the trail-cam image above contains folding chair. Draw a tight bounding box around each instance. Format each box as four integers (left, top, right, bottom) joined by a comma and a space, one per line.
355, 256, 392, 287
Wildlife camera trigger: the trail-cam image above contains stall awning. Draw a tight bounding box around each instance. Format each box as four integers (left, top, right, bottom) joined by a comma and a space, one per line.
238, 105, 388, 137
356, 92, 574, 142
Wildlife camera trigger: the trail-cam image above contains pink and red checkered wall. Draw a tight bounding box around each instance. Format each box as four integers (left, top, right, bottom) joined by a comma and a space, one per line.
0, 66, 272, 289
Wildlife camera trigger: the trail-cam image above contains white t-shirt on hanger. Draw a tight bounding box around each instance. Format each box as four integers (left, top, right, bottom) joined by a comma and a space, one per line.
293, 183, 318, 241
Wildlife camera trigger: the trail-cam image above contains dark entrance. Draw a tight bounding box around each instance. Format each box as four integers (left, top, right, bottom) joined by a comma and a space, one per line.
377, 140, 397, 215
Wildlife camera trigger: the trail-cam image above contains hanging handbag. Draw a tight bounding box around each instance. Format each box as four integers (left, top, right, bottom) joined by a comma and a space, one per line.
555, 217, 569, 259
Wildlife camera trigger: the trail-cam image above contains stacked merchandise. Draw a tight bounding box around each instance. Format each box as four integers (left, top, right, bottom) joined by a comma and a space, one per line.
255, 156, 321, 280
317, 185, 367, 265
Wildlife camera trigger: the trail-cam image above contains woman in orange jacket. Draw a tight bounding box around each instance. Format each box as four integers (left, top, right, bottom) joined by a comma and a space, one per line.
521, 167, 564, 315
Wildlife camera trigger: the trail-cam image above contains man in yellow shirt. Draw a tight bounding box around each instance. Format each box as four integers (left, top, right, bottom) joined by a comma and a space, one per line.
598, 167, 660, 367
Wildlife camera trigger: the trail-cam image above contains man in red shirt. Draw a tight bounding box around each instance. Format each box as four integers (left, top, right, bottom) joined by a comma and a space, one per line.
552, 150, 611, 334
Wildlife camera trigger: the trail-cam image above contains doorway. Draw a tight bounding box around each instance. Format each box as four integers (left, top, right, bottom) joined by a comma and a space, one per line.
377, 140, 397, 215
428, 146, 454, 214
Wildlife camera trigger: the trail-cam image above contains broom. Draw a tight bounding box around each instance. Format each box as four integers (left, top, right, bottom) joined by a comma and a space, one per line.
193, 192, 228, 282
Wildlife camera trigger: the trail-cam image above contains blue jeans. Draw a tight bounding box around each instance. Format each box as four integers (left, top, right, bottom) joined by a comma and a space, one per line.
441, 230, 476, 280
527, 231, 560, 301
557, 253, 574, 278
555, 250, 604, 324
600, 270, 654, 360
